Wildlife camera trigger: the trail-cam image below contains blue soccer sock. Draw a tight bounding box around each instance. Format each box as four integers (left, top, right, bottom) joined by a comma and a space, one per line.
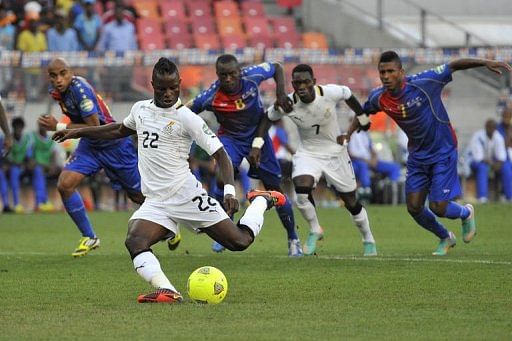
9, 165, 21, 205
62, 191, 96, 238
276, 196, 298, 240
411, 207, 449, 239
0, 169, 9, 206
32, 166, 48, 206
444, 201, 470, 220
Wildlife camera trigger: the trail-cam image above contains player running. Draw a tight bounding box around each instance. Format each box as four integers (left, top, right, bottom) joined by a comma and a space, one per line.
362, 51, 512, 255
188, 54, 302, 256
268, 64, 377, 256
39, 58, 144, 257
52, 57, 287, 303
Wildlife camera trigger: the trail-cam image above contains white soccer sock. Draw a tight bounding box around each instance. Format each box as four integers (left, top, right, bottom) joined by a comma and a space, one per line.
296, 193, 322, 233
239, 196, 267, 237
351, 207, 375, 243
133, 251, 178, 292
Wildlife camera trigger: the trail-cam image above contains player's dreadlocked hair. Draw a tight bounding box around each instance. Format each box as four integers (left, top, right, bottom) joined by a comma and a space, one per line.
216, 54, 238, 67
292, 64, 314, 77
379, 51, 402, 68
153, 57, 178, 78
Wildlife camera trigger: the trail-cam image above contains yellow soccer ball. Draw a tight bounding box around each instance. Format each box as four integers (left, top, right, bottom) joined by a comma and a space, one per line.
187, 266, 228, 304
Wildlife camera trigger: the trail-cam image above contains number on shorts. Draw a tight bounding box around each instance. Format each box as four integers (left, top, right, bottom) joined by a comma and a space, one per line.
192, 195, 218, 212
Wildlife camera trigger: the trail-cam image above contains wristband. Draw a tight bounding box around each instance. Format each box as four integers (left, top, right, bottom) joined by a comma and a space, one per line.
56, 123, 68, 131
356, 114, 370, 126
252, 137, 265, 149
224, 184, 236, 197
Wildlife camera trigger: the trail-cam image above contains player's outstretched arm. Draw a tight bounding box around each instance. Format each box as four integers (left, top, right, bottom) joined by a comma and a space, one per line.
52, 123, 135, 143
449, 58, 512, 74
272, 62, 293, 113
212, 147, 239, 216
345, 95, 371, 132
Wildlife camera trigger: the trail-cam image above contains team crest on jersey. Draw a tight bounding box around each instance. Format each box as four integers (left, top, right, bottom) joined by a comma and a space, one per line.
164, 120, 177, 134
79, 98, 94, 112
433, 64, 446, 74
258, 62, 271, 72
202, 123, 214, 136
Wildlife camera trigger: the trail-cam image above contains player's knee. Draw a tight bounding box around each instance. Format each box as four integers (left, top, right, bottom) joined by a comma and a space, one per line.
125, 233, 151, 256
57, 176, 76, 197
407, 203, 423, 216
429, 202, 446, 217
295, 186, 314, 208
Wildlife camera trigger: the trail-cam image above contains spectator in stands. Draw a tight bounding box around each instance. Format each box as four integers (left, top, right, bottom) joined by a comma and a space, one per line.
348, 130, 402, 205
101, 0, 136, 24
7, 117, 31, 213
73, 0, 101, 51
46, 9, 79, 51
496, 105, 512, 200
466, 119, 512, 203
17, 16, 47, 100
0, 6, 16, 50
98, 4, 137, 52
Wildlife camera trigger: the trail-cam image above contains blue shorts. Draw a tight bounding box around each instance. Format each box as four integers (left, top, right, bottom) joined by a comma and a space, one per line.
405, 150, 461, 202
219, 134, 282, 187
65, 137, 141, 193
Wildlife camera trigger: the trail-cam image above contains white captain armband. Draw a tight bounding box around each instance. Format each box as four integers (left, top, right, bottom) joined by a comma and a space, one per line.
356, 114, 370, 126
252, 137, 265, 149
224, 184, 236, 197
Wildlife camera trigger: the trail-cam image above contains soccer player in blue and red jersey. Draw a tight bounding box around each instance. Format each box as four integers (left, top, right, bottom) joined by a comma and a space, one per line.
38, 58, 144, 257
363, 51, 511, 255
188, 54, 302, 256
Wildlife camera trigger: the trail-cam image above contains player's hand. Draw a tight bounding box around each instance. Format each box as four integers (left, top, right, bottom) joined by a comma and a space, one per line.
52, 129, 81, 143
486, 61, 512, 74
336, 134, 350, 146
275, 93, 293, 113
38, 114, 58, 131
248, 147, 261, 168
223, 194, 239, 216
1, 134, 12, 157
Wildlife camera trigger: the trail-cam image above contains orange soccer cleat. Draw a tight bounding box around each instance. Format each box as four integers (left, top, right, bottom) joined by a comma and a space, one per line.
246, 189, 287, 209
137, 289, 183, 304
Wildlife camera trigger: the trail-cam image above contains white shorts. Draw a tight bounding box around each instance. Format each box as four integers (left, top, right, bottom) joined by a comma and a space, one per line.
292, 150, 357, 193
129, 177, 229, 235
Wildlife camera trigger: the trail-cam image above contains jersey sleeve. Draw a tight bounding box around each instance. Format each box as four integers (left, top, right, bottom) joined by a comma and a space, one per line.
189, 81, 218, 114
409, 63, 453, 85
242, 62, 276, 84
72, 83, 101, 119
122, 102, 138, 130
363, 89, 382, 115
324, 84, 352, 102
181, 108, 223, 156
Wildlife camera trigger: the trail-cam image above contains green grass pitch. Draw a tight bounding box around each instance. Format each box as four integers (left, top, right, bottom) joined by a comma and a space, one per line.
1, 204, 511, 340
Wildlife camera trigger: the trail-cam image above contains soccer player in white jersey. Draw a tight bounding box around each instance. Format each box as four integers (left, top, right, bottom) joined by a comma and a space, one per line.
53, 58, 287, 304
267, 64, 377, 256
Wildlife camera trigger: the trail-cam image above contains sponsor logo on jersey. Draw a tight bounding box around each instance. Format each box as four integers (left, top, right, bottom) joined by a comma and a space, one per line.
258, 62, 271, 72
433, 64, 445, 74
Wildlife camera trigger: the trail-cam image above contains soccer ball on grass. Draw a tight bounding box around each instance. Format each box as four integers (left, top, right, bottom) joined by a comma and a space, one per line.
187, 266, 228, 304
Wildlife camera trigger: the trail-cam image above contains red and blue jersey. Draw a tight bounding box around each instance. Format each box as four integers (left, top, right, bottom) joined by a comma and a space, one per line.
363, 64, 457, 163
190, 62, 276, 140
49, 76, 116, 148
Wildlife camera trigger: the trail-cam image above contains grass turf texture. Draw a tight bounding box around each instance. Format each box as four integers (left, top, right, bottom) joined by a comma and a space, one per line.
0, 204, 511, 340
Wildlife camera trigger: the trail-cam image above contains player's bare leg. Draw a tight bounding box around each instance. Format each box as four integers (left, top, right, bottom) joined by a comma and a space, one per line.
126, 219, 183, 303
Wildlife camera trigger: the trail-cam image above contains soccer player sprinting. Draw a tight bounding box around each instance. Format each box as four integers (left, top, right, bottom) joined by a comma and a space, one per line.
188, 54, 303, 256
268, 64, 377, 256
38, 58, 144, 257
362, 51, 512, 255
52, 57, 287, 303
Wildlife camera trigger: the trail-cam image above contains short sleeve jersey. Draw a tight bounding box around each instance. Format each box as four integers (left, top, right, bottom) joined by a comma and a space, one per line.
268, 84, 352, 156
123, 99, 223, 200
363, 64, 456, 163
49, 76, 116, 148
190, 62, 276, 140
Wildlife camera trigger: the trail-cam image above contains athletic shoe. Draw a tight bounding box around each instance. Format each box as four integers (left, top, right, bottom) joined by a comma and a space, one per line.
137, 288, 183, 303
432, 231, 456, 256
2, 206, 13, 213
288, 239, 303, 257
14, 204, 25, 214
246, 189, 287, 209
363, 242, 377, 256
38, 202, 55, 213
212, 241, 226, 253
71, 237, 100, 257
303, 228, 324, 255
167, 232, 181, 251
462, 204, 476, 243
